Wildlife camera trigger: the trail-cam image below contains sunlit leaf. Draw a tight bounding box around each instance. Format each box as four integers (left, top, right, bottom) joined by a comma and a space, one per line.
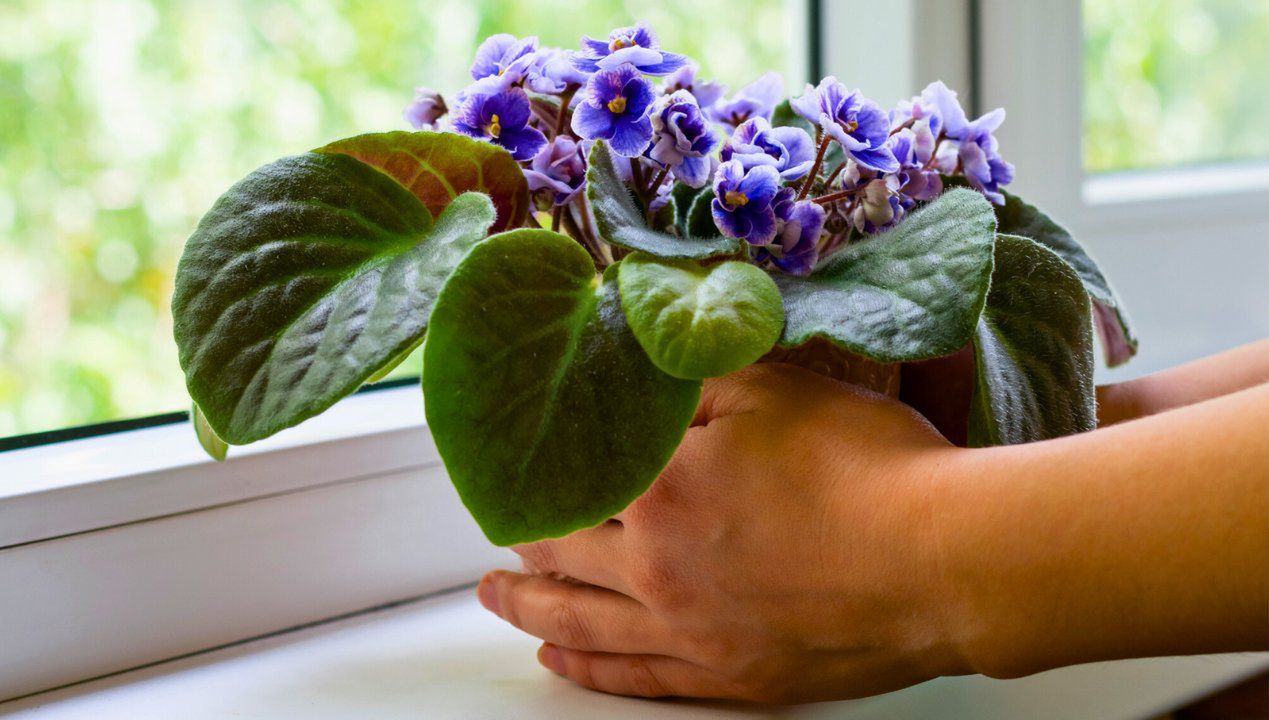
318, 131, 529, 233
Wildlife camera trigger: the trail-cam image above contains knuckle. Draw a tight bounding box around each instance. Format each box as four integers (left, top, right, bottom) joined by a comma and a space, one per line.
515, 541, 558, 574
548, 598, 595, 649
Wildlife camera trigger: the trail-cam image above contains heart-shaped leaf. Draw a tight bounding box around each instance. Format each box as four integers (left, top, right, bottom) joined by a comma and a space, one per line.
968, 234, 1096, 447
172, 152, 495, 445
422, 229, 702, 546
776, 188, 997, 362
587, 140, 741, 259
618, 253, 784, 379
318, 131, 529, 233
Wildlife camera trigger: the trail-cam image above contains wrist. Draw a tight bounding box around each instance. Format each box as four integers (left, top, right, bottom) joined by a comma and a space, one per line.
924, 443, 1045, 679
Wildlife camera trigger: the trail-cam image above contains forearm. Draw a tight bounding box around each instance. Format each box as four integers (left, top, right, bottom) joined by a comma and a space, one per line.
1098, 339, 1269, 426
938, 383, 1269, 678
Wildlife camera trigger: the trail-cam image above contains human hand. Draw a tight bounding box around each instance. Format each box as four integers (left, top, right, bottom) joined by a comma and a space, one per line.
475, 363, 973, 702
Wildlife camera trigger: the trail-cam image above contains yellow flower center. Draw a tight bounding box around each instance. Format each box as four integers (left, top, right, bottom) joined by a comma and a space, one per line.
486, 114, 502, 138
725, 190, 749, 207
610, 37, 633, 52
845, 119, 858, 133
607, 96, 627, 114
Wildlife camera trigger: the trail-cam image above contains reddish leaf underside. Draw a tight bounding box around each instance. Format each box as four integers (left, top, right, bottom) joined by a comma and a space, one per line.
318, 131, 529, 233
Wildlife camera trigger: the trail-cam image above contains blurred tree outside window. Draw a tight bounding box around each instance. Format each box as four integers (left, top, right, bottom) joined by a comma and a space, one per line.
0, 0, 796, 439
1083, 0, 1269, 173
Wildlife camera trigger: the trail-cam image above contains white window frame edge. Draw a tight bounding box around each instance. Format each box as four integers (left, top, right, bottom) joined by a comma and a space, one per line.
976, 1, 1269, 229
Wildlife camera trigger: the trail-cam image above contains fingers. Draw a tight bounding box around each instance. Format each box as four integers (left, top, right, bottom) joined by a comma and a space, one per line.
478, 571, 672, 656
538, 644, 731, 699
513, 521, 631, 595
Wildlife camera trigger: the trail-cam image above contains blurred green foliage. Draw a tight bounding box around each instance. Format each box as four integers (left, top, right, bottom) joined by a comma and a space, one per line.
1084, 0, 1269, 172
0, 0, 794, 438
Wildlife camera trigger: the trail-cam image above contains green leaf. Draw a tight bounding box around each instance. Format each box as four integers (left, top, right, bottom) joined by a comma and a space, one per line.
422, 229, 701, 546
776, 188, 997, 362
172, 152, 495, 445
618, 253, 784, 379
586, 140, 741, 259
994, 188, 1136, 367
968, 234, 1096, 446
771, 100, 813, 134
364, 334, 425, 384
944, 178, 1137, 367
685, 189, 720, 241
670, 182, 709, 230
317, 130, 529, 233
192, 403, 228, 462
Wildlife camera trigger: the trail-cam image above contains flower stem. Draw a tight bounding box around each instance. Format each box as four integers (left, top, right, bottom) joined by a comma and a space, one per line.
797, 136, 833, 200
812, 189, 853, 206
649, 165, 670, 196
551, 205, 563, 232
555, 84, 579, 137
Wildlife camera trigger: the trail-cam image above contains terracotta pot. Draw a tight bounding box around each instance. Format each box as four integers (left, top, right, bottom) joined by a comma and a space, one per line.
760, 337, 900, 398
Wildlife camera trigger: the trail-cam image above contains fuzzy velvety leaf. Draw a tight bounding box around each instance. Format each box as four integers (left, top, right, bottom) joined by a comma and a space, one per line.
776, 188, 997, 362
172, 152, 495, 445
670, 182, 709, 231
685, 189, 721, 241
944, 177, 1136, 367
318, 131, 528, 233
422, 229, 701, 546
586, 141, 741, 259
618, 253, 784, 379
771, 100, 813, 134
968, 234, 1096, 447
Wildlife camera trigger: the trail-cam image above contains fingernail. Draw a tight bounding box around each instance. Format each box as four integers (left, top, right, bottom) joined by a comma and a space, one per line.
538, 644, 565, 675
477, 574, 501, 616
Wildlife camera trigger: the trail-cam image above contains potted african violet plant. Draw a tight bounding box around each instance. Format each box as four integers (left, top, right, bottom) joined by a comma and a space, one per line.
173, 23, 1137, 546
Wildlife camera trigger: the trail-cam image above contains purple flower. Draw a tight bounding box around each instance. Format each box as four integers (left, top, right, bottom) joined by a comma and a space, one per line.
525, 47, 590, 95
916, 81, 1014, 203
851, 177, 906, 234
708, 72, 783, 127
790, 77, 898, 174
711, 161, 781, 244
660, 63, 725, 109
762, 188, 824, 275
403, 87, 448, 130
890, 92, 943, 139
524, 136, 587, 206
721, 117, 816, 181
888, 123, 942, 201
464, 34, 539, 97
571, 64, 656, 157
649, 90, 719, 188
451, 88, 546, 162
573, 23, 687, 76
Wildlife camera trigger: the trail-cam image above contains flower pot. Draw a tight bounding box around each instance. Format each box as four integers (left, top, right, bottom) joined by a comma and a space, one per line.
760, 338, 901, 398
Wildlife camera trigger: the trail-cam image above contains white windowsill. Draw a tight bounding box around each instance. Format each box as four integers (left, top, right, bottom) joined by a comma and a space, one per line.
3, 585, 1265, 719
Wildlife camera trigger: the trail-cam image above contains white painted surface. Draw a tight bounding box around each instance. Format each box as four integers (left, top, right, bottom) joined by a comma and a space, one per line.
3, 589, 1264, 720
0, 464, 515, 702
0, 385, 434, 547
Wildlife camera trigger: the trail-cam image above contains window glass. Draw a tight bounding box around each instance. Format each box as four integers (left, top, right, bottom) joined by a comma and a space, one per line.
0, 0, 795, 438
1083, 0, 1269, 173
